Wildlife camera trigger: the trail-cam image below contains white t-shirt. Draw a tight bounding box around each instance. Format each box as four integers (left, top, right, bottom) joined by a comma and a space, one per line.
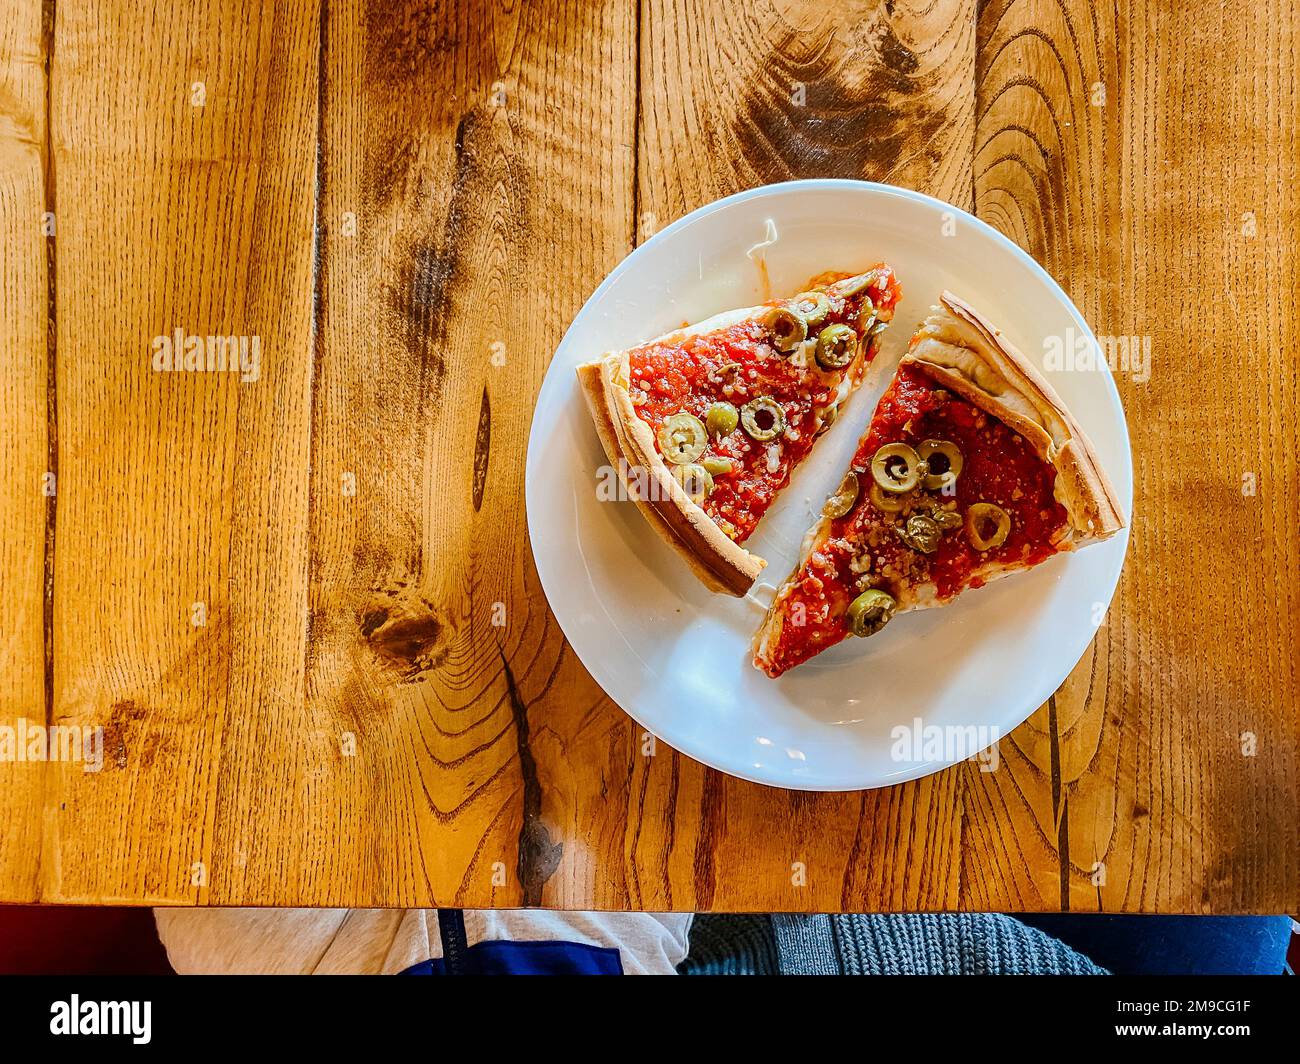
155, 908, 692, 975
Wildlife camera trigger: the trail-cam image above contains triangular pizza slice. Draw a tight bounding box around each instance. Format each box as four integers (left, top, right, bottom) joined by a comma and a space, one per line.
753, 292, 1125, 677
578, 266, 901, 595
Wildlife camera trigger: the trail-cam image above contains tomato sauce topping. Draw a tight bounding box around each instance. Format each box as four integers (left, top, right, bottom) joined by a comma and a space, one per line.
627, 267, 900, 543
763, 363, 1068, 675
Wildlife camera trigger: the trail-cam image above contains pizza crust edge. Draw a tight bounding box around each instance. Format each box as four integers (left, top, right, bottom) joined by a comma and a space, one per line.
575, 307, 771, 596
908, 291, 1126, 547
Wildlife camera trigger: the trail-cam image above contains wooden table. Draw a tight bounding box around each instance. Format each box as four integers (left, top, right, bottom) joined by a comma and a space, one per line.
1, 0, 1295, 912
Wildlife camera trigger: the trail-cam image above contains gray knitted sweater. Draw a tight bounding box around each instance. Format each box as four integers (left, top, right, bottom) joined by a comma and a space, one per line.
681, 914, 1106, 975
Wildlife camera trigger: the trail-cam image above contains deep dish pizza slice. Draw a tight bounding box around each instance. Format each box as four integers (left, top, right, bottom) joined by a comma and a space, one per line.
578, 266, 901, 596
753, 292, 1125, 677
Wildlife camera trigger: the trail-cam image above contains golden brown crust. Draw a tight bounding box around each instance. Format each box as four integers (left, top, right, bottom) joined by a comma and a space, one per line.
905, 292, 1126, 545
575, 277, 888, 597
577, 351, 765, 596
579, 273, 894, 598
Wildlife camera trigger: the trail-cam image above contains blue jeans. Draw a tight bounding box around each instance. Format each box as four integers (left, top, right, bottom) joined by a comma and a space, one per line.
1013, 914, 1292, 975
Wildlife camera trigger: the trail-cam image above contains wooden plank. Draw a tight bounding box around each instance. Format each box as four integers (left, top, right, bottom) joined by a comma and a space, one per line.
597, 0, 983, 911
975, 0, 1298, 911
637, 0, 977, 219
38, 0, 320, 903
294, 0, 638, 906
960, 0, 1125, 911
0, 0, 49, 900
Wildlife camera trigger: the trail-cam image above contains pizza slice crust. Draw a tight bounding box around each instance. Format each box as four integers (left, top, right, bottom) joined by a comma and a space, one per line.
908, 292, 1125, 546
577, 346, 765, 596
753, 292, 1127, 673
576, 279, 886, 598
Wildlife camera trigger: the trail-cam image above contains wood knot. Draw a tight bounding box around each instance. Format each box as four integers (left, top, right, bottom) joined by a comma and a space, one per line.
360, 599, 446, 682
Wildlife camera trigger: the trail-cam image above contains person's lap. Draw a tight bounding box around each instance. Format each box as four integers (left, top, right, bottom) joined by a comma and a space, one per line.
155, 905, 1291, 975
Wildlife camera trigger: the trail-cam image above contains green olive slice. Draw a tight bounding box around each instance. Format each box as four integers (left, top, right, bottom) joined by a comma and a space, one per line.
870, 482, 909, 513
870, 442, 927, 494
740, 396, 785, 442
822, 471, 860, 519
671, 463, 714, 505
657, 412, 707, 464
847, 588, 896, 638
833, 273, 876, 300
791, 290, 830, 327
896, 513, 943, 554
966, 502, 1011, 551
815, 323, 857, 370
918, 439, 963, 491
761, 306, 807, 353
704, 401, 739, 437
701, 455, 736, 477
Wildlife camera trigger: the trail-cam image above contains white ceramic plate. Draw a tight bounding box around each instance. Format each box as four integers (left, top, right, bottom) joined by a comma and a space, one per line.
526, 180, 1131, 791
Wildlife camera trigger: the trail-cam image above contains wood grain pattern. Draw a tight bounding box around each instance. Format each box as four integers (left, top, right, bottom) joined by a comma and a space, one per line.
40, 0, 320, 903
975, 0, 1298, 912
638, 0, 977, 217
0, 0, 1294, 912
267, 0, 638, 906
0, 0, 48, 899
